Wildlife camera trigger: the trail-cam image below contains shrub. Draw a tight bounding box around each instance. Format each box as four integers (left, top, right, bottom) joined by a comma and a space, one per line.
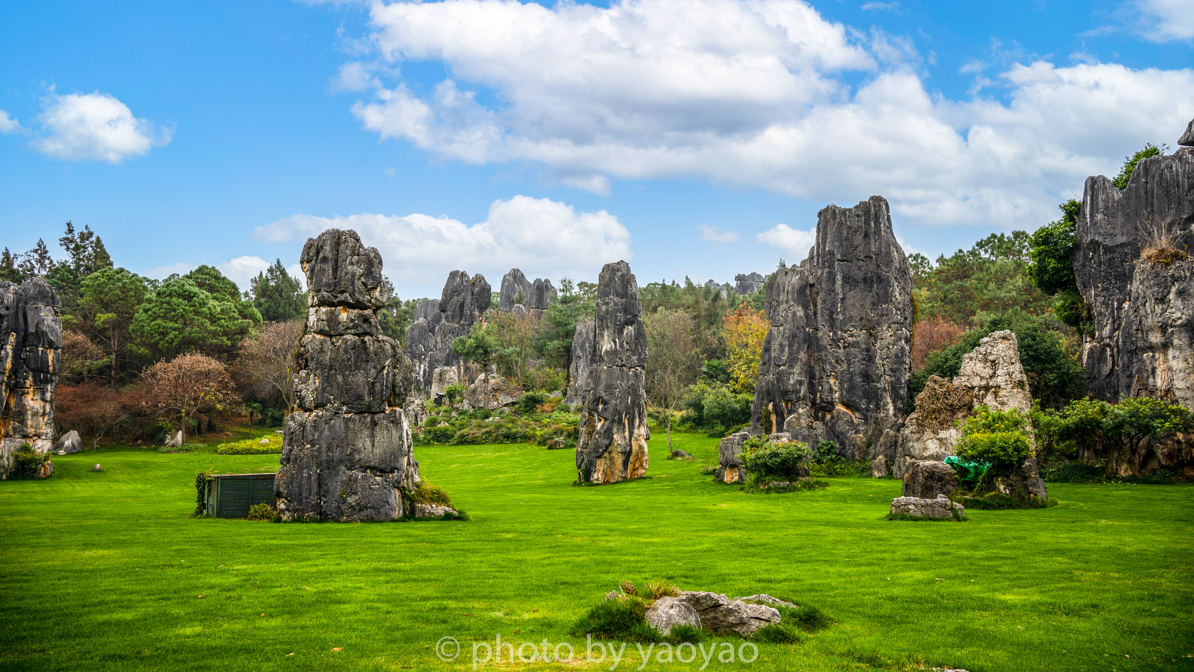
642, 581, 680, 599
246, 503, 276, 521
409, 480, 454, 508
682, 381, 752, 431
11, 444, 51, 479
516, 390, 549, 414
442, 383, 465, 409
193, 470, 214, 516
740, 436, 811, 482
913, 376, 974, 430
955, 431, 1031, 478
214, 436, 283, 455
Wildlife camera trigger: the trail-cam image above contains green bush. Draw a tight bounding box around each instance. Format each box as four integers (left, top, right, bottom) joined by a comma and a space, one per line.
409, 480, 454, 508
955, 431, 1031, 478
11, 444, 51, 479
740, 436, 812, 482
214, 436, 283, 455
246, 503, 276, 521
517, 390, 549, 414
682, 381, 752, 431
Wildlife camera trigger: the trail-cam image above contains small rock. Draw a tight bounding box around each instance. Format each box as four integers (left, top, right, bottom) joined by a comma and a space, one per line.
670, 450, 694, 460
411, 502, 458, 518
890, 494, 965, 520
645, 596, 702, 636
604, 590, 619, 602
546, 438, 570, 450
259, 438, 271, 445
735, 594, 797, 609
92, 464, 103, 472
164, 430, 184, 448
902, 460, 958, 499
870, 454, 889, 478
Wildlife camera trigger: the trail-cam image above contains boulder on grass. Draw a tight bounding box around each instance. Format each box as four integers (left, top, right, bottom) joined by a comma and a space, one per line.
411, 502, 458, 518
54, 430, 82, 454
677, 591, 780, 638
645, 596, 702, 636
890, 494, 966, 520
901, 460, 958, 499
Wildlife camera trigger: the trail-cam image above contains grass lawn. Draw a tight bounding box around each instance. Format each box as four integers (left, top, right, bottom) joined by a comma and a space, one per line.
1, 432, 1192, 671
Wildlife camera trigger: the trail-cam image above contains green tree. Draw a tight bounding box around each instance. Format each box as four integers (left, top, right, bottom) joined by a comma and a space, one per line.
183, 265, 262, 325
1112, 143, 1164, 190
131, 277, 254, 361
1044, 396, 1192, 477
451, 323, 500, 407
79, 267, 150, 386
0, 248, 20, 282
1027, 200, 1090, 334
249, 259, 306, 323
915, 231, 1051, 326
534, 277, 593, 380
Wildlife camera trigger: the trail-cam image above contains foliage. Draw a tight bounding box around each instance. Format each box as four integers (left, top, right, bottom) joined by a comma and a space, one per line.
644, 309, 701, 452
246, 503, 277, 521
54, 382, 130, 449
214, 436, 283, 455
1034, 396, 1193, 477
954, 406, 1032, 478
680, 381, 752, 432
441, 383, 466, 410
415, 409, 579, 447
59, 329, 110, 384
193, 470, 214, 516
1027, 200, 1091, 335
568, 595, 658, 642
909, 310, 1086, 410
740, 436, 812, 482
642, 580, 681, 599
409, 480, 454, 508
233, 319, 303, 414
131, 276, 256, 361
1112, 143, 1163, 190
249, 259, 306, 322
11, 444, 51, 479
489, 310, 542, 388
753, 624, 801, 643
523, 366, 566, 393
911, 318, 966, 370
78, 267, 150, 386
450, 323, 500, 398
957, 493, 1057, 510
533, 277, 593, 376
912, 375, 974, 430
137, 353, 240, 443
721, 303, 768, 394
516, 390, 548, 414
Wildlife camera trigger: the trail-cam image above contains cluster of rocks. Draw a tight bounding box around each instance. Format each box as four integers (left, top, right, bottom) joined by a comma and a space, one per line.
702, 279, 733, 300
1073, 119, 1194, 474
735, 272, 766, 295
605, 589, 792, 638
750, 196, 914, 461
404, 271, 491, 394
0, 278, 61, 480
497, 268, 557, 315
275, 229, 441, 521
575, 261, 650, 484
889, 459, 966, 520
886, 331, 1048, 500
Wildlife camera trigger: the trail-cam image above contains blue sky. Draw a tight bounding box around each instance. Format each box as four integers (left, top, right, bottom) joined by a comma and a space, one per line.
1, 0, 1191, 300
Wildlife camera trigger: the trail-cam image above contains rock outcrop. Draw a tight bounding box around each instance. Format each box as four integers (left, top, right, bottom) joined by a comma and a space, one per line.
1074, 126, 1194, 405
275, 229, 421, 521
750, 196, 914, 461
564, 317, 595, 407
734, 272, 765, 295
0, 278, 61, 480
53, 430, 82, 455
890, 494, 966, 521
462, 374, 522, 410
677, 592, 781, 638
575, 261, 650, 484
901, 460, 958, 499
645, 597, 703, 636
715, 431, 750, 483
703, 279, 732, 301
404, 272, 491, 390
498, 269, 557, 312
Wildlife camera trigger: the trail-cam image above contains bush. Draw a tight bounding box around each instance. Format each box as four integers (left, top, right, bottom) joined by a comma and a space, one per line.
11, 444, 51, 479
516, 390, 549, 414
214, 436, 283, 455
955, 431, 1031, 479
409, 480, 454, 508
682, 381, 752, 431
740, 436, 812, 482
246, 503, 276, 521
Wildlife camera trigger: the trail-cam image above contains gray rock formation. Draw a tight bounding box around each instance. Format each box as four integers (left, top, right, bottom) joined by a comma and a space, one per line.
276, 229, 420, 521
677, 591, 781, 638
576, 261, 650, 484
703, 279, 732, 301
645, 597, 703, 636
751, 196, 913, 461
734, 272, 765, 295
0, 278, 61, 479
1180, 119, 1194, 147
54, 430, 82, 455
901, 460, 958, 499
498, 269, 557, 312
564, 317, 595, 406
715, 431, 750, 483
1074, 130, 1194, 404
462, 374, 522, 410
736, 594, 798, 609
404, 272, 491, 390
890, 494, 966, 520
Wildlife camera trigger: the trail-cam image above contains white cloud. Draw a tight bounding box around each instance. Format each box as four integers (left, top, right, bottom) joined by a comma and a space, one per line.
145, 262, 196, 280
1135, 0, 1194, 42
33, 92, 172, 163
328, 0, 1194, 233
861, 2, 901, 11
757, 223, 816, 259
0, 110, 20, 134
217, 256, 272, 291
253, 195, 632, 285
698, 225, 740, 245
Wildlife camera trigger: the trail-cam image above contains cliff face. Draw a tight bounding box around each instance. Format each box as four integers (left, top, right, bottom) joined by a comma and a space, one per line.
1074, 146, 1194, 403
0, 278, 62, 479
750, 196, 913, 460
404, 271, 491, 391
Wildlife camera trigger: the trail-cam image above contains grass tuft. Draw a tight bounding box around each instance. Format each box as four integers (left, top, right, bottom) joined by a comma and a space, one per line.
753, 624, 801, 643
643, 580, 680, 599
568, 595, 657, 642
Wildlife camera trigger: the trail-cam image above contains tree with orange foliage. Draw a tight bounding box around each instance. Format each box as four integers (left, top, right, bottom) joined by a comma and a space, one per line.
722, 303, 768, 394
138, 353, 240, 443
55, 382, 130, 450
911, 318, 966, 370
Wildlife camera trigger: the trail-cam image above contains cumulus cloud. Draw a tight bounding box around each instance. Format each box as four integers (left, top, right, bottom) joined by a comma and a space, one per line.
698, 225, 739, 245
33, 92, 172, 163
145, 262, 196, 280
217, 256, 272, 291
253, 195, 632, 284
757, 223, 816, 259
1134, 0, 1194, 42
0, 110, 20, 134
326, 0, 1194, 233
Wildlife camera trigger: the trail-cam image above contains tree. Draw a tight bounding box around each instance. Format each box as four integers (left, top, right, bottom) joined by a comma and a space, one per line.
138, 353, 240, 443
1045, 396, 1192, 477
451, 324, 500, 407
184, 265, 262, 324
15, 239, 54, 277
534, 277, 593, 381
131, 276, 255, 361
54, 382, 129, 450
644, 310, 700, 454
0, 248, 19, 282
79, 267, 149, 386
234, 319, 303, 414
721, 303, 768, 394
250, 259, 306, 322
1028, 199, 1089, 334
1112, 143, 1164, 190
59, 329, 109, 384
911, 317, 966, 370
489, 310, 542, 388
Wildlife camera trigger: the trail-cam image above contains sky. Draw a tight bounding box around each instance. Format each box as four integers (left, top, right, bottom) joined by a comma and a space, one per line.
1, 0, 1192, 300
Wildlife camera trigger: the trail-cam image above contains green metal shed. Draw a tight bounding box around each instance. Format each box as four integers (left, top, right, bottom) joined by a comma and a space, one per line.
201, 473, 277, 518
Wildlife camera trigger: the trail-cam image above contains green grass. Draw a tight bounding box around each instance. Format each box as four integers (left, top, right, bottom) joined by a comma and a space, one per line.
2, 431, 1193, 671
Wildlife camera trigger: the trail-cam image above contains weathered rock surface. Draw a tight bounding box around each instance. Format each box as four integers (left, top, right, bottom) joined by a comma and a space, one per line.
890, 494, 966, 520
54, 430, 82, 454
734, 272, 765, 295
564, 317, 595, 406
576, 261, 650, 484
0, 277, 61, 479
429, 366, 460, 399
901, 460, 958, 499
678, 591, 781, 638
276, 229, 421, 522
462, 374, 522, 410
703, 279, 732, 301
165, 430, 183, 448
735, 594, 798, 609
715, 431, 750, 483
953, 331, 1033, 413
751, 196, 913, 461
645, 597, 703, 636
1180, 119, 1194, 147
498, 269, 557, 312
404, 272, 491, 390
412, 502, 458, 518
